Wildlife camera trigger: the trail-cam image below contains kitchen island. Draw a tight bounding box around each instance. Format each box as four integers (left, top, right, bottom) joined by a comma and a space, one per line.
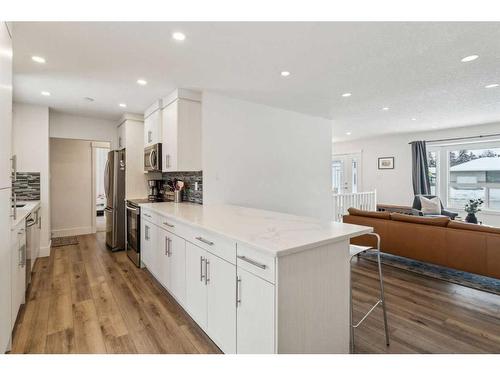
139, 202, 372, 354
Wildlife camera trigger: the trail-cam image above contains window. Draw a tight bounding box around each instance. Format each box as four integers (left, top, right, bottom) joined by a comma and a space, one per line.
428, 142, 500, 212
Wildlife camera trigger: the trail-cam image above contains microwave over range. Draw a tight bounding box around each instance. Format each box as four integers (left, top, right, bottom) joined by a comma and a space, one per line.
144, 143, 162, 172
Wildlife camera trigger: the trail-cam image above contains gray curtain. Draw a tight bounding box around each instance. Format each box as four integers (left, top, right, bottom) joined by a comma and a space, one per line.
411, 141, 431, 195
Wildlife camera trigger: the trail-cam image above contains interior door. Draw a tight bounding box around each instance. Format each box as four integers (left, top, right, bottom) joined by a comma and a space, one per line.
185, 242, 207, 329
236, 268, 275, 354
332, 153, 361, 194
206, 253, 236, 353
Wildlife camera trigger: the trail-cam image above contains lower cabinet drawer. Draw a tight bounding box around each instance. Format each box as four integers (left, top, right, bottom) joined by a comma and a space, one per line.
185, 227, 236, 264
236, 243, 276, 284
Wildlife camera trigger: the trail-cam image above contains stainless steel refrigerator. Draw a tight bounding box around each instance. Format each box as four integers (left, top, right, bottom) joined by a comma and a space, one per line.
104, 149, 126, 251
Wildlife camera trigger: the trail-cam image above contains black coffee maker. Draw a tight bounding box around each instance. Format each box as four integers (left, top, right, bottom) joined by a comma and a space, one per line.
147, 180, 163, 201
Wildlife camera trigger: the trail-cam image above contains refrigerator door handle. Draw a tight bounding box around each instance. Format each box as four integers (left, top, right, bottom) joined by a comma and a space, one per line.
104, 159, 110, 198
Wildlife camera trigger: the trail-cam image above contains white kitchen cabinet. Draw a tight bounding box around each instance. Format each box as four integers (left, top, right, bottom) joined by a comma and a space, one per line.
144, 100, 162, 147
157, 227, 186, 303
117, 122, 126, 150
0, 22, 12, 189
185, 241, 208, 329
161, 89, 202, 172
206, 252, 236, 353
0, 189, 12, 352
11, 221, 26, 328
236, 267, 275, 354
141, 217, 156, 273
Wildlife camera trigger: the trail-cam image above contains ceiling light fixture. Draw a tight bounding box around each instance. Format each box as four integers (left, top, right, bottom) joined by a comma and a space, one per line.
485, 83, 499, 88
172, 32, 186, 41
31, 55, 46, 64
411, 118, 417, 121
461, 55, 479, 62
137, 79, 147, 86
119, 103, 127, 108
346, 132, 352, 135
41, 91, 51, 96
382, 107, 389, 111
342, 92, 352, 97
280, 71, 290, 77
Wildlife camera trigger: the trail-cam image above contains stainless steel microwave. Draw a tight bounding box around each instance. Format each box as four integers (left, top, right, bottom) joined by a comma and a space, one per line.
144, 143, 162, 172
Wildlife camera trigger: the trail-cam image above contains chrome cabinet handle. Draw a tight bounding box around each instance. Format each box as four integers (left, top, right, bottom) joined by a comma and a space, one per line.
148, 130, 152, 143
11, 155, 17, 182
200, 256, 206, 282
145, 225, 150, 240
165, 154, 170, 168
168, 238, 172, 257
163, 221, 175, 228
236, 276, 242, 306
205, 259, 210, 285
38, 215, 42, 229
165, 236, 169, 256
237, 255, 267, 270
196, 236, 214, 246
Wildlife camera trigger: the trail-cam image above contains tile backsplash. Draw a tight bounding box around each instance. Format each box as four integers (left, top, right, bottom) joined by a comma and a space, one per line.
161, 171, 203, 204
13, 172, 41, 200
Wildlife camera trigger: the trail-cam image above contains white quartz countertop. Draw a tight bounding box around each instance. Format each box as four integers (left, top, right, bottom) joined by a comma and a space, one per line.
139, 202, 372, 256
11, 200, 41, 228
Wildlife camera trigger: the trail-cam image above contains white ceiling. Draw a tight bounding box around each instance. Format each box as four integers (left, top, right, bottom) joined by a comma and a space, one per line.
12, 22, 500, 141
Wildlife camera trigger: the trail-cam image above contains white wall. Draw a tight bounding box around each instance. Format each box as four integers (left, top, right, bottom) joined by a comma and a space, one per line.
202, 92, 333, 221
12, 103, 51, 255
49, 110, 118, 149
334, 122, 500, 226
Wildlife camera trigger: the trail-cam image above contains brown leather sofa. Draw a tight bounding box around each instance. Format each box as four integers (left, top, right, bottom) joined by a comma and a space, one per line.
343, 208, 500, 279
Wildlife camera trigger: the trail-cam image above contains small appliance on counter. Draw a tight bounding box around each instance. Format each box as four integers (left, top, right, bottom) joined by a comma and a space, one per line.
147, 179, 164, 201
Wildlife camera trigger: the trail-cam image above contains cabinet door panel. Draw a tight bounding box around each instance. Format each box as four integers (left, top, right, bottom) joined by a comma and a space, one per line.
141, 219, 154, 270
168, 232, 186, 304
206, 254, 236, 353
157, 227, 171, 290
161, 101, 178, 172
185, 242, 207, 329
0, 189, 12, 351
237, 268, 275, 354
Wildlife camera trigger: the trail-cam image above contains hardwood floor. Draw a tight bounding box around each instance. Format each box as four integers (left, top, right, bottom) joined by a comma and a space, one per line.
11, 233, 221, 354
10, 232, 500, 354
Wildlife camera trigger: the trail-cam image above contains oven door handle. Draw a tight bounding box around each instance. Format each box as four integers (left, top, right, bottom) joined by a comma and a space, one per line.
126, 205, 139, 213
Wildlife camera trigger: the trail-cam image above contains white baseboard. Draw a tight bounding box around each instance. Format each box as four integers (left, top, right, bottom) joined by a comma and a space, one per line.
39, 240, 51, 257
52, 226, 93, 238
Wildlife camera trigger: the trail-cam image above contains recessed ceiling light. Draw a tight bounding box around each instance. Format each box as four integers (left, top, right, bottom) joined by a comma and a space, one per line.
119, 103, 127, 108
411, 118, 417, 121
382, 107, 389, 111
342, 93, 352, 97
31, 55, 46, 64
485, 83, 499, 88
172, 32, 186, 41
281, 71, 290, 77
461, 55, 479, 62
346, 132, 352, 135
41, 91, 50, 96
137, 79, 147, 86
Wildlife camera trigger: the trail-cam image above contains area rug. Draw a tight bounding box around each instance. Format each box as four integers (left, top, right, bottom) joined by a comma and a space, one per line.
51, 236, 79, 247
360, 251, 500, 296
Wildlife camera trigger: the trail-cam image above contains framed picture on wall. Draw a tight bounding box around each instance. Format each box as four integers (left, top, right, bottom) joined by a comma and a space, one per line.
378, 157, 394, 169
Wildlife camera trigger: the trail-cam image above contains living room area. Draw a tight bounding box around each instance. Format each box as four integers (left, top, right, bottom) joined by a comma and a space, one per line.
331, 25, 500, 352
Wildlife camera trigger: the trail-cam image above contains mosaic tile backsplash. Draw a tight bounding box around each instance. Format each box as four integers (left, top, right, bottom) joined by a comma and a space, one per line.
161, 171, 203, 204
13, 172, 41, 200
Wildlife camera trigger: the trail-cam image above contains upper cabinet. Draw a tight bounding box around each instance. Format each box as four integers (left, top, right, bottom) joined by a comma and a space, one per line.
0, 22, 12, 189
161, 89, 202, 172
144, 100, 162, 147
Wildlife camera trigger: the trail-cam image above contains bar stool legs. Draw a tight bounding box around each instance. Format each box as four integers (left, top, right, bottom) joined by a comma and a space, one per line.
349, 233, 390, 353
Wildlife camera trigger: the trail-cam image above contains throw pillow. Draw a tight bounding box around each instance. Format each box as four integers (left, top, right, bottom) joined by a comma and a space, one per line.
420, 196, 441, 215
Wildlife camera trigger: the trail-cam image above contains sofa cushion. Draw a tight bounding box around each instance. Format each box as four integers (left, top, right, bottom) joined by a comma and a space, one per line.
448, 220, 500, 235
390, 213, 449, 227
347, 207, 391, 220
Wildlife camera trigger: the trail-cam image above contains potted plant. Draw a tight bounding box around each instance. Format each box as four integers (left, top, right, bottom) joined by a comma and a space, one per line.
464, 198, 484, 224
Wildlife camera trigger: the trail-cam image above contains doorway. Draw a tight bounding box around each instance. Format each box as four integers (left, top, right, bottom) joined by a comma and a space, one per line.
332, 152, 362, 194
92, 142, 111, 233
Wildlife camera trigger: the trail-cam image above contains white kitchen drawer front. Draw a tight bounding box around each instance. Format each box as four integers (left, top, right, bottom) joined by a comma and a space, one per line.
157, 214, 190, 238
141, 208, 158, 225
186, 227, 236, 265
236, 243, 276, 284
